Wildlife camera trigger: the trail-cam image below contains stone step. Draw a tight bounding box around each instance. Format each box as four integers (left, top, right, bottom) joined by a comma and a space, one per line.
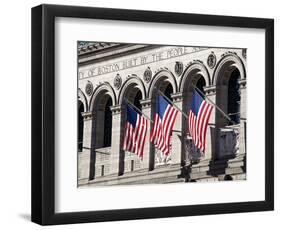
85, 166, 183, 186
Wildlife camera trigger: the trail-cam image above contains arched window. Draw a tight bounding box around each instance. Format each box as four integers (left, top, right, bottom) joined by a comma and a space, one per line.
103, 97, 113, 147
78, 101, 84, 152
227, 69, 241, 124
152, 81, 174, 167
184, 75, 207, 162
90, 88, 115, 180
120, 87, 143, 175
163, 83, 173, 100
196, 76, 206, 97
215, 65, 242, 160
133, 90, 142, 110
94, 94, 113, 149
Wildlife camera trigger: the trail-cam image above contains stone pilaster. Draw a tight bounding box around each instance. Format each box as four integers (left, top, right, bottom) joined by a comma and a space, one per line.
139, 99, 152, 171
238, 79, 247, 155
170, 92, 184, 167
78, 112, 93, 183
109, 105, 122, 176
81, 112, 93, 150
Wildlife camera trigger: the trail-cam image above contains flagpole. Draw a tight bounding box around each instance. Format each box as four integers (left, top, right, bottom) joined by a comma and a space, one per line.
192, 84, 235, 125
154, 87, 189, 119
124, 98, 154, 123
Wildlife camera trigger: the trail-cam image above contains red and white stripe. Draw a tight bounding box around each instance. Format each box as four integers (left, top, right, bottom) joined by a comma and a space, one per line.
150, 105, 178, 155
188, 101, 213, 152
123, 115, 148, 159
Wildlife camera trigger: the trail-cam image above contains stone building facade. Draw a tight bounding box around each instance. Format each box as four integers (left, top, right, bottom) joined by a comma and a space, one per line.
77, 42, 247, 186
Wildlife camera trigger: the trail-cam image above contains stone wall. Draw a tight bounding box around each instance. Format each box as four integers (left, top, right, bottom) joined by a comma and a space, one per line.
77, 45, 247, 186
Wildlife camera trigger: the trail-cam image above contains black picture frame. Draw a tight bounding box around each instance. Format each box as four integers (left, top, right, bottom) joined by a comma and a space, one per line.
31, 4, 274, 225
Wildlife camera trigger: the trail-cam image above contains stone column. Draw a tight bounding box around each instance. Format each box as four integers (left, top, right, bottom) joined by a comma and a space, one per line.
238, 79, 247, 155
204, 86, 217, 160
109, 105, 122, 176
82, 112, 93, 151
140, 99, 152, 171
78, 112, 93, 183
170, 92, 184, 168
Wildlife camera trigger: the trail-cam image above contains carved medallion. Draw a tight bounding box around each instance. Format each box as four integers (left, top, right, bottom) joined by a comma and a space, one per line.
207, 52, 216, 69
113, 74, 122, 89
85, 81, 93, 96
175, 61, 183, 76
143, 67, 152, 83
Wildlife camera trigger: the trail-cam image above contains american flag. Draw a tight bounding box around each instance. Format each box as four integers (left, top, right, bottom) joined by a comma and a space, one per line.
123, 104, 148, 159
150, 95, 179, 155
188, 90, 213, 152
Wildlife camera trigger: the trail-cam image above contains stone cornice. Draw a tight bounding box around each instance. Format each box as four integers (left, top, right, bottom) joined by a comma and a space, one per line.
238, 79, 247, 88
79, 44, 159, 66
110, 105, 122, 114
204, 85, 216, 95
140, 98, 152, 108
171, 92, 183, 102
81, 111, 93, 120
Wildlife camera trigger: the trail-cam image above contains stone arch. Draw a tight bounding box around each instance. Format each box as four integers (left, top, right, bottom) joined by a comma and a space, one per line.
214, 54, 245, 160
78, 100, 85, 152
148, 70, 177, 98
147, 70, 177, 171
117, 76, 146, 175
118, 76, 146, 104
179, 61, 211, 93
213, 54, 245, 127
89, 82, 117, 111
212, 53, 246, 86
89, 82, 116, 180
179, 62, 211, 163
78, 88, 88, 112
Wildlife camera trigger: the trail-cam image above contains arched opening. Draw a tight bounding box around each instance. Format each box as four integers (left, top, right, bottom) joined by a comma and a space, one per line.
90, 92, 114, 180
216, 67, 241, 128
183, 75, 207, 163
133, 90, 142, 110
151, 80, 175, 169
78, 101, 84, 152
227, 68, 241, 124
163, 83, 173, 100
182, 74, 207, 117
94, 95, 113, 149
103, 97, 113, 147
196, 76, 206, 97
215, 66, 241, 160
120, 85, 144, 175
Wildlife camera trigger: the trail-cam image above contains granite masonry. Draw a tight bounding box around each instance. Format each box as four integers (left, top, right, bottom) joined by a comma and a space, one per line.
77, 42, 247, 187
